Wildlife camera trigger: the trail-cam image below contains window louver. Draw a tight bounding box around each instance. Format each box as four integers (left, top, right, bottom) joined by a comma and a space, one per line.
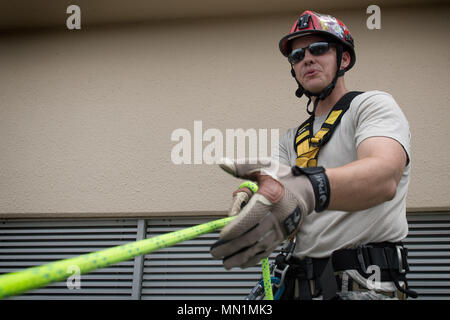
404, 213, 450, 300
0, 219, 138, 300
0, 213, 449, 300
141, 217, 262, 300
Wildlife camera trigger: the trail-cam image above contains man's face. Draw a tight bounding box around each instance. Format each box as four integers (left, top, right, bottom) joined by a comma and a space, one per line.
290, 35, 339, 94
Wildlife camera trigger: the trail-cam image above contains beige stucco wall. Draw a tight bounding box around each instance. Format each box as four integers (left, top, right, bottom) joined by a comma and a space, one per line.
0, 4, 449, 218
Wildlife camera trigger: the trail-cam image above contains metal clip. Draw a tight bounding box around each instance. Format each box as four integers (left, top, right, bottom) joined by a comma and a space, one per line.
284, 237, 297, 262
396, 246, 406, 273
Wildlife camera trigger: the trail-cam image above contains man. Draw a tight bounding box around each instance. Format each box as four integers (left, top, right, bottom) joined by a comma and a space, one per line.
211, 11, 416, 300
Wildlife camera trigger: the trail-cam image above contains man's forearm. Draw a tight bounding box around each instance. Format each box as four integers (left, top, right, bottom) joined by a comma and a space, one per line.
325, 157, 401, 212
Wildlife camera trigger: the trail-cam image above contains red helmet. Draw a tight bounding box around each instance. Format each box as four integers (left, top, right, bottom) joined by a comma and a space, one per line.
279, 11, 356, 71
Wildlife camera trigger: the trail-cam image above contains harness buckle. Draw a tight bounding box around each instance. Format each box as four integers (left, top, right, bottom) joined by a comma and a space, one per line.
310, 137, 321, 147
273, 264, 290, 288
396, 245, 407, 274
272, 238, 297, 288
356, 247, 367, 273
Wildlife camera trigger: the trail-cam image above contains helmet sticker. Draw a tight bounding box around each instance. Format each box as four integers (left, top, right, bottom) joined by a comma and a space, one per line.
316, 13, 344, 39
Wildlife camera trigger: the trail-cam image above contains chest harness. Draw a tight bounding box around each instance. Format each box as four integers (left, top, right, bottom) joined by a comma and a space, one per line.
294, 91, 362, 168
268, 91, 418, 300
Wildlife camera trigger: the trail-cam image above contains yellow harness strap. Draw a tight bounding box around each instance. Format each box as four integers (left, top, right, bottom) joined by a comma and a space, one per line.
294, 92, 363, 168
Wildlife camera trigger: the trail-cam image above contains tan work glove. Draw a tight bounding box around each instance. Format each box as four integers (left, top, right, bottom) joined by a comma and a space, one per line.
210, 158, 330, 269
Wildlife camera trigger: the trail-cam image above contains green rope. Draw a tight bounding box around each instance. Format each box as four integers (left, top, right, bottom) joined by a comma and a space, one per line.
261, 258, 274, 300
0, 216, 272, 300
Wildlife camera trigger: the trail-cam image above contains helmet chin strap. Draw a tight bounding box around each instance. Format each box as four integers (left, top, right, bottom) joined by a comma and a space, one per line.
291, 44, 345, 116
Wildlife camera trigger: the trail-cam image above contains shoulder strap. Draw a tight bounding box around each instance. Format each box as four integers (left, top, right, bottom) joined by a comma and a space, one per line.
294, 91, 364, 168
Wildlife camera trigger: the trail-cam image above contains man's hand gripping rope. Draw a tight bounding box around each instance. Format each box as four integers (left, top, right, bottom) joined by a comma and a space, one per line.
210, 158, 330, 270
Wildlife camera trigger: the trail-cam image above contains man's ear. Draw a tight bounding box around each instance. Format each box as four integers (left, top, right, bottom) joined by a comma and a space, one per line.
340, 51, 351, 70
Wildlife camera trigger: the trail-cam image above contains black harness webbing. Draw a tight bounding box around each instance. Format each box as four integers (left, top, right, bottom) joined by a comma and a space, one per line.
277, 242, 418, 299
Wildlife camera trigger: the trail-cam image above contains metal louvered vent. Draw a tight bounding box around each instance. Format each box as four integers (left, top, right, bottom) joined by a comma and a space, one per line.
0, 213, 449, 300
0, 219, 138, 300
404, 214, 450, 300
141, 217, 263, 300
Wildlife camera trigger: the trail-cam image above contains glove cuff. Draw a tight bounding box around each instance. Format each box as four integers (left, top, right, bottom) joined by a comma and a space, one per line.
291, 166, 330, 212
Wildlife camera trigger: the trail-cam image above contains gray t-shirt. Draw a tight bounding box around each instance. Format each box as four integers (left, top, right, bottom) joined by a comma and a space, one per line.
274, 90, 411, 259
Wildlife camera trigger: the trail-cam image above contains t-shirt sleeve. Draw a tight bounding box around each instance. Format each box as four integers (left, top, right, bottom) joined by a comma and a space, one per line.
272, 130, 292, 167
352, 91, 411, 164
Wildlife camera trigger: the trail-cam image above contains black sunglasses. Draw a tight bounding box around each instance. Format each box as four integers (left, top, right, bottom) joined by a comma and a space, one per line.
288, 42, 333, 65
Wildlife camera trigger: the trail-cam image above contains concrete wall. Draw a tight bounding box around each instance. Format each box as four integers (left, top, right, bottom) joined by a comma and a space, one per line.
1, 4, 449, 218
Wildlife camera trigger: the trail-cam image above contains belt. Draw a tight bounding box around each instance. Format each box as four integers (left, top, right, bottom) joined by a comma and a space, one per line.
275, 242, 418, 300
